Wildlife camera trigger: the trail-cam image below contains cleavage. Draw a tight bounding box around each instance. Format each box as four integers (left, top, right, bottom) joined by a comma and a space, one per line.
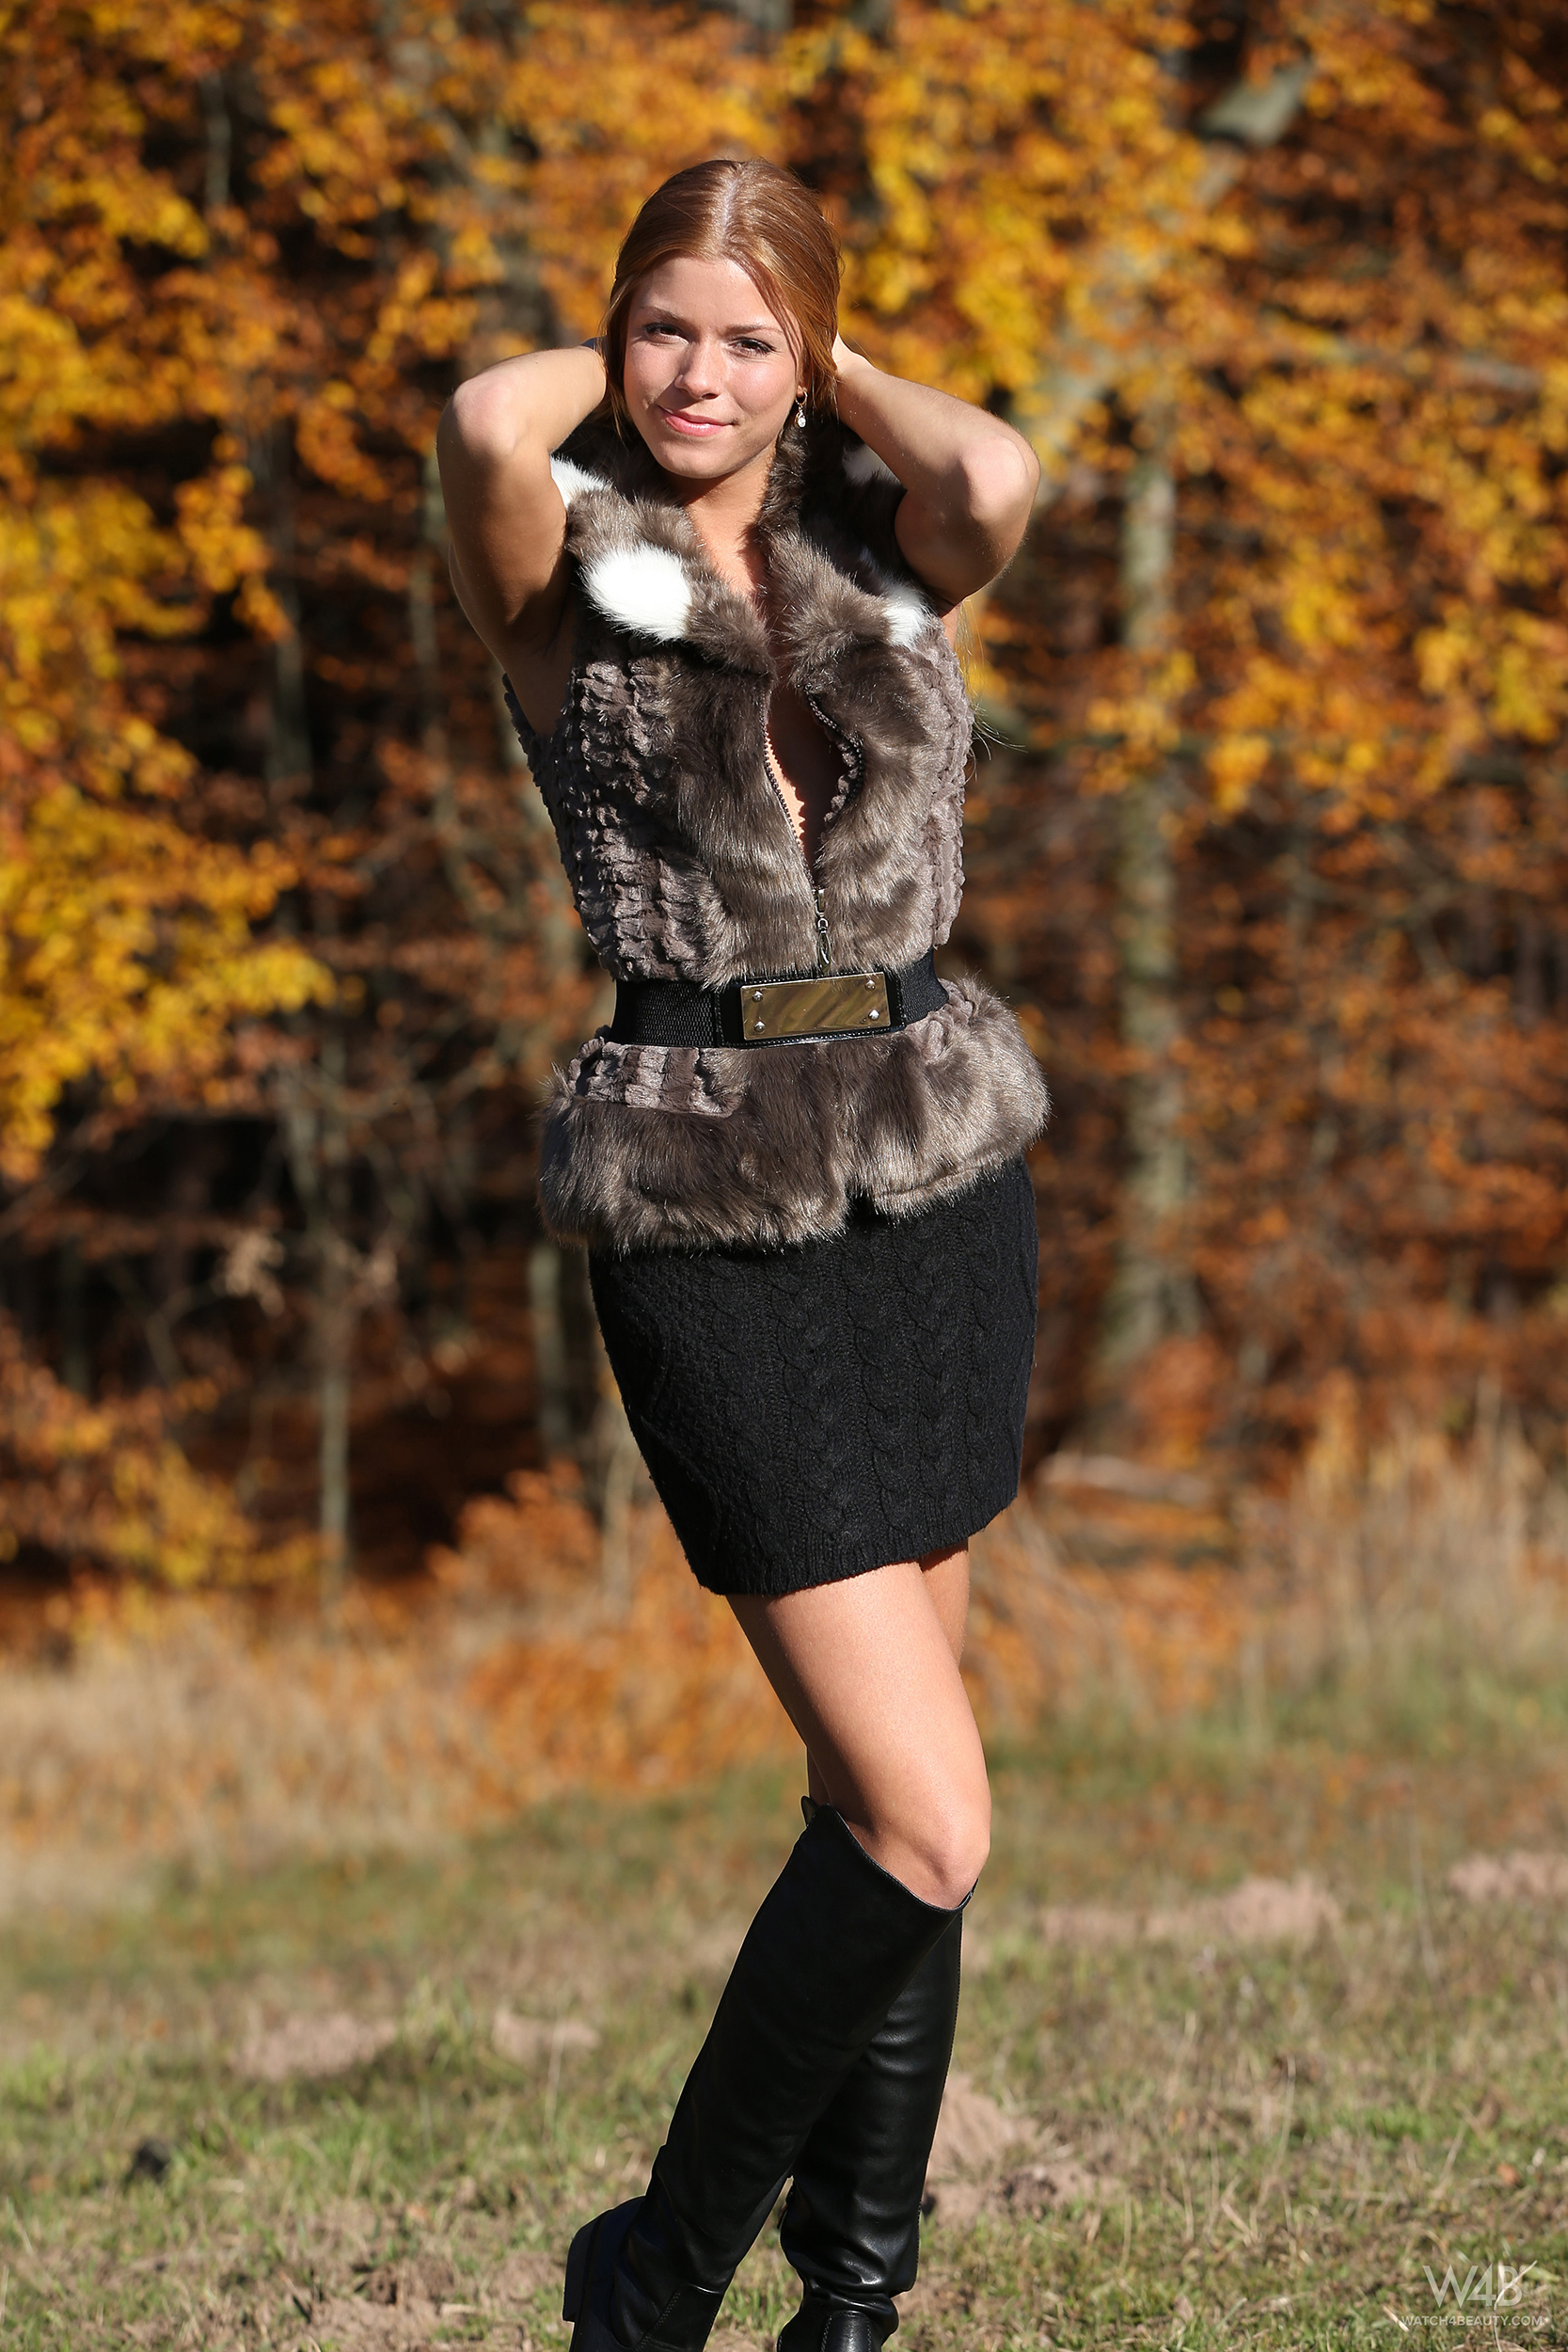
764, 681, 843, 868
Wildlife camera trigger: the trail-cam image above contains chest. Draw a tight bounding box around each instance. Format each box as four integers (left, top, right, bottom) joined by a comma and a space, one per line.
764, 681, 847, 869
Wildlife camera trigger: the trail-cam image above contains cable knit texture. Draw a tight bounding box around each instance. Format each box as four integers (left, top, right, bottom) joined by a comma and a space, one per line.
506, 411, 1050, 1251
589, 1160, 1038, 1596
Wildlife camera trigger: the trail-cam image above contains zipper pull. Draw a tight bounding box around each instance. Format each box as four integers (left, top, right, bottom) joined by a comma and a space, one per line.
814, 887, 832, 971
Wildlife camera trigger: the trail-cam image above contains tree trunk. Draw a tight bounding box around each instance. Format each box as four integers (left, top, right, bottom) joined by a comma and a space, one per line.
317, 1246, 353, 1603
528, 1238, 573, 1461
1012, 56, 1320, 1396
1101, 765, 1192, 1372
1516, 907, 1544, 1029
201, 71, 230, 221
58, 1239, 88, 1396
1016, 61, 1315, 506
257, 421, 358, 1601
277, 1026, 357, 1606
1094, 411, 1198, 1386
733, 0, 792, 40
254, 424, 311, 794
316, 1023, 355, 1603
594, 1391, 641, 1617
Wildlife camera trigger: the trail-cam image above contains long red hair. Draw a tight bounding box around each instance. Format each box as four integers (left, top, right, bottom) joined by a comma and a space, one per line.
599, 160, 842, 433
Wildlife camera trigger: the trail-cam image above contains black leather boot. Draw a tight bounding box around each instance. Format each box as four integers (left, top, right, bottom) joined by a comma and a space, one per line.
775, 1804, 962, 2352
563, 1804, 960, 2352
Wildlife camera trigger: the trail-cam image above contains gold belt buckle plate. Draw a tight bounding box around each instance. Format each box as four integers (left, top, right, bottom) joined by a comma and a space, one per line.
740, 971, 892, 1041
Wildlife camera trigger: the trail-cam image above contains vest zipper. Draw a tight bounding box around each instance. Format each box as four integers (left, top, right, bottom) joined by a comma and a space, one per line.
813, 886, 832, 971
804, 689, 861, 977
763, 690, 861, 977
762, 731, 836, 970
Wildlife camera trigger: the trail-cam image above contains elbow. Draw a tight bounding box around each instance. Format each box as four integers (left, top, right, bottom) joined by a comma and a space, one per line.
440, 373, 524, 472
958, 434, 1039, 541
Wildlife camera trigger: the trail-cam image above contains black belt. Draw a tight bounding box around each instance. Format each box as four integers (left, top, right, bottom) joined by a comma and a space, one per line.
609, 949, 947, 1049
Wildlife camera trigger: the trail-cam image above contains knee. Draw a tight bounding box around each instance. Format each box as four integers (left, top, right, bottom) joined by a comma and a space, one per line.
892, 1784, 990, 1913
928, 1790, 991, 1912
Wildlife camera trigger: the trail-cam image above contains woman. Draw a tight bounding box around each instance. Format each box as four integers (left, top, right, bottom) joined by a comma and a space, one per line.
438, 158, 1046, 2352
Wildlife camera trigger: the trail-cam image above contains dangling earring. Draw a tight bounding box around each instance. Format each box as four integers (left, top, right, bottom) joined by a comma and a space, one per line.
795, 398, 807, 430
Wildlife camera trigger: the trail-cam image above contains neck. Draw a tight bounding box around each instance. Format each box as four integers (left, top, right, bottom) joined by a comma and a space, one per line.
660, 437, 779, 589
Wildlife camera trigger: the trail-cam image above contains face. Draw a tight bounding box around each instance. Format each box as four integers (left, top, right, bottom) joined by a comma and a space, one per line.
621, 253, 803, 484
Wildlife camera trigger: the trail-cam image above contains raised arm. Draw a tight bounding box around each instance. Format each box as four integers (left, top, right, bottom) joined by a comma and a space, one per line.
831, 338, 1039, 610
436, 344, 607, 672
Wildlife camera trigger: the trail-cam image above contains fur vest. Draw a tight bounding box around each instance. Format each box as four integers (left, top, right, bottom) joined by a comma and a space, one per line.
505, 411, 1050, 1253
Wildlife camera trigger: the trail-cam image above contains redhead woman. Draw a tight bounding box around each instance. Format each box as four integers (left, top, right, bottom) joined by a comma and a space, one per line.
437, 158, 1047, 2352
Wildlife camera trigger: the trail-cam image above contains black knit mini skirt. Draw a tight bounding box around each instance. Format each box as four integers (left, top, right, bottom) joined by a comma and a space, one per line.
588, 1156, 1038, 1597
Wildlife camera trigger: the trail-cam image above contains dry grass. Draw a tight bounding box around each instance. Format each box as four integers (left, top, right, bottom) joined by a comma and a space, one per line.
973, 1392, 1568, 1739
0, 1470, 797, 1921
6, 1415, 1568, 1926
1259, 1380, 1568, 1700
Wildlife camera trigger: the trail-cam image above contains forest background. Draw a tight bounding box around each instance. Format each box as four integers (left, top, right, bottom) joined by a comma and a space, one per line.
4, 0, 1568, 1842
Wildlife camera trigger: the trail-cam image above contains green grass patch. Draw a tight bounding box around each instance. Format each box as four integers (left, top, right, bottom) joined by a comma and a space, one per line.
3, 1709, 1567, 2348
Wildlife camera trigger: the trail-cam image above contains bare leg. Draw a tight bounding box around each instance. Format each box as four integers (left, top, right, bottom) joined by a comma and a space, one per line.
564, 1549, 979, 2352
730, 1545, 988, 1912
803, 1546, 968, 1809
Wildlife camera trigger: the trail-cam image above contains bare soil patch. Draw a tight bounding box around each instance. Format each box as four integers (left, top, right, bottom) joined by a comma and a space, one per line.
235, 2010, 398, 2081
491, 2008, 601, 2063
1447, 1848, 1568, 1905
1038, 1870, 1340, 1950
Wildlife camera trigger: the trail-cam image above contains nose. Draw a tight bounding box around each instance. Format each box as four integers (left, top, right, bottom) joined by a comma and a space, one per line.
672, 333, 725, 399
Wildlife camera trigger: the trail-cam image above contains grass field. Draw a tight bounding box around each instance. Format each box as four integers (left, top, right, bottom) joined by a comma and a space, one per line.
4, 1674, 1567, 2352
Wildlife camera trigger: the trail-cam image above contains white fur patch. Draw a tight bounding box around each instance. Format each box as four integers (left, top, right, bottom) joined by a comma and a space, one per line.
549, 453, 606, 508
580, 543, 694, 642
882, 582, 931, 647
844, 440, 900, 488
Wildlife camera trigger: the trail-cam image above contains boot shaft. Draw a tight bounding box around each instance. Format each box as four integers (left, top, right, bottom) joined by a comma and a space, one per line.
565, 1805, 963, 2352
779, 1911, 962, 2317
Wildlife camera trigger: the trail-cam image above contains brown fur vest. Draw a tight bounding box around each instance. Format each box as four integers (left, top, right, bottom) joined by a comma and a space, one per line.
505, 412, 1050, 1252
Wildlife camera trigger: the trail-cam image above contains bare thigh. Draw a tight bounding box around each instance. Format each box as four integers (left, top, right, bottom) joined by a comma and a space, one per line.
729, 1545, 988, 1912
802, 1544, 966, 1803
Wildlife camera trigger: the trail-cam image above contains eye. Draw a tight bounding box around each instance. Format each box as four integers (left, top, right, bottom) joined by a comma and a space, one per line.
735, 338, 775, 355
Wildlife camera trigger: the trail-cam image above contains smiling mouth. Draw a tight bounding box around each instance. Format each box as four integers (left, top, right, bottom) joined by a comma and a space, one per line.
657, 409, 729, 436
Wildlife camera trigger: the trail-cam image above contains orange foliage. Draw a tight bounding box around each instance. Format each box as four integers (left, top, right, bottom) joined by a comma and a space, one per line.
441, 1476, 798, 1798
4, 0, 1568, 1585
0, 1314, 313, 1585
1, 2, 337, 1181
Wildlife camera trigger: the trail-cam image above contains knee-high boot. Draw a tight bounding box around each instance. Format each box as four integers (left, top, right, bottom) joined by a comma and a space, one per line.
775, 1804, 962, 2352
563, 1804, 961, 2352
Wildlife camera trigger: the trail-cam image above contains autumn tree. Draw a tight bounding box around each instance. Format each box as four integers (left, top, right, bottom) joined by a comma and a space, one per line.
1, 0, 784, 1584
782, 0, 1568, 1450
6, 0, 1567, 1594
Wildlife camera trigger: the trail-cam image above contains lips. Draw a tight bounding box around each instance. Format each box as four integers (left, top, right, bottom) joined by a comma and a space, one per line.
657, 409, 728, 437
